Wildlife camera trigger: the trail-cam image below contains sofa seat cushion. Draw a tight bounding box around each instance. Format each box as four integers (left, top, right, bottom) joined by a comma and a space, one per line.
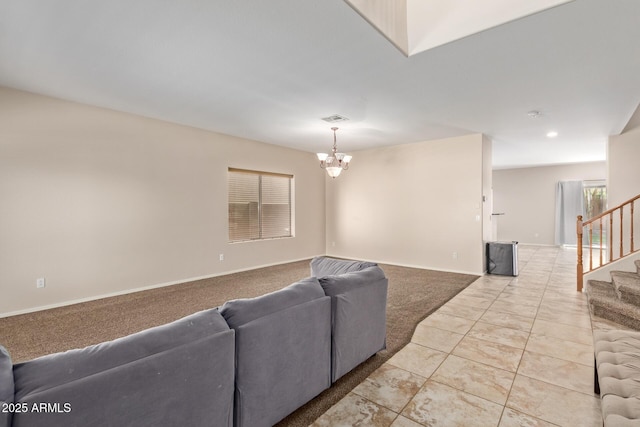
310, 256, 377, 277
595, 329, 640, 426
0, 346, 13, 427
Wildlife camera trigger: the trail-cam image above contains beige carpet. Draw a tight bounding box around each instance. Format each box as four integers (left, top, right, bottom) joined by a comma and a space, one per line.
0, 259, 477, 426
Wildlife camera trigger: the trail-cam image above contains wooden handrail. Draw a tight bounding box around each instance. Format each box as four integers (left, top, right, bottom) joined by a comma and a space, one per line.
584, 194, 640, 222
577, 193, 640, 291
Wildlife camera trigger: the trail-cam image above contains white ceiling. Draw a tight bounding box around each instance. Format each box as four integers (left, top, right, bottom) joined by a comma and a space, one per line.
0, 0, 638, 169
346, 0, 574, 56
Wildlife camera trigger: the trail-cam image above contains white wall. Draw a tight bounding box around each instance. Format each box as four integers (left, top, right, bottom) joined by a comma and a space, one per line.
325, 134, 487, 275
608, 104, 640, 206
0, 88, 326, 315
493, 162, 606, 245
607, 105, 640, 261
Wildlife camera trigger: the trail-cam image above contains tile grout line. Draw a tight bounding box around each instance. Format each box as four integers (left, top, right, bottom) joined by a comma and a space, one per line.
313, 246, 599, 426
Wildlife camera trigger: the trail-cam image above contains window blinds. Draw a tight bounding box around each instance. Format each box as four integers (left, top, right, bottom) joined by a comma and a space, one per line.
228, 168, 292, 242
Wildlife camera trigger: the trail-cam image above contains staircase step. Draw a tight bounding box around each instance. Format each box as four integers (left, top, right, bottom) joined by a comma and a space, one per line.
612, 271, 640, 306
587, 279, 616, 297
586, 279, 640, 330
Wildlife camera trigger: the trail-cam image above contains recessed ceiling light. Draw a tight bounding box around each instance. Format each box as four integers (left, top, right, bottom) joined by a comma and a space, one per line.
546, 131, 558, 138
527, 110, 541, 118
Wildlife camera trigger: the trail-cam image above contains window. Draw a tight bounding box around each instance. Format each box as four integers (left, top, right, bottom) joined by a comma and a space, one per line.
583, 180, 607, 245
583, 181, 607, 220
228, 168, 293, 242
555, 180, 607, 246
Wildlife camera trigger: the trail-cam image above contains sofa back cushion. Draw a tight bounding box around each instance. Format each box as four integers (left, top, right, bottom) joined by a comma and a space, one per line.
0, 346, 13, 427
220, 276, 325, 328
12, 308, 235, 427
317, 265, 386, 296
14, 308, 229, 398
220, 277, 331, 427
310, 256, 377, 277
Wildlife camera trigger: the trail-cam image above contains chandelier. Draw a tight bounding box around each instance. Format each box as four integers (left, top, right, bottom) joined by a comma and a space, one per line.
316, 127, 352, 178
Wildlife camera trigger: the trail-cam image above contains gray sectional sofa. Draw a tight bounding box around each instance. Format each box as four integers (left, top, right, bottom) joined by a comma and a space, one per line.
0, 257, 387, 427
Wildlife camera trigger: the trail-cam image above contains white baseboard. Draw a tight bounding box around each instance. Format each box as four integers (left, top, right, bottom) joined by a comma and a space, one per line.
0, 256, 319, 319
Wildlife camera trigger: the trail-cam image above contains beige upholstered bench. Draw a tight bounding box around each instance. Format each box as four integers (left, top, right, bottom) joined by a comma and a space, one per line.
594, 329, 640, 426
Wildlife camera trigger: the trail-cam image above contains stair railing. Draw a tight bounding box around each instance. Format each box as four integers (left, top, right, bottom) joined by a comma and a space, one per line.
577, 194, 639, 291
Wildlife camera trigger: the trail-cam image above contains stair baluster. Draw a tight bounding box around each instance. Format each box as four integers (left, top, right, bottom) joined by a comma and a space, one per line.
577, 193, 640, 291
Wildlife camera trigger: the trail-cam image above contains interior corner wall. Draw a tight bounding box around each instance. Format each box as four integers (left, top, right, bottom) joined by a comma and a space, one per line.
608, 106, 640, 206
481, 136, 493, 272
0, 87, 326, 316
325, 134, 486, 275
482, 135, 493, 244
492, 161, 606, 245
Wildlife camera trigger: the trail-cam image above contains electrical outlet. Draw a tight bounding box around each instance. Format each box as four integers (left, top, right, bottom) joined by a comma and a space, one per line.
219, 254, 224, 262
452, 251, 458, 260
36, 278, 46, 288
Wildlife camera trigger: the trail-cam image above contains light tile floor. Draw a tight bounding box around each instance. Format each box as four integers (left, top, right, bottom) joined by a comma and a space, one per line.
311, 245, 621, 427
